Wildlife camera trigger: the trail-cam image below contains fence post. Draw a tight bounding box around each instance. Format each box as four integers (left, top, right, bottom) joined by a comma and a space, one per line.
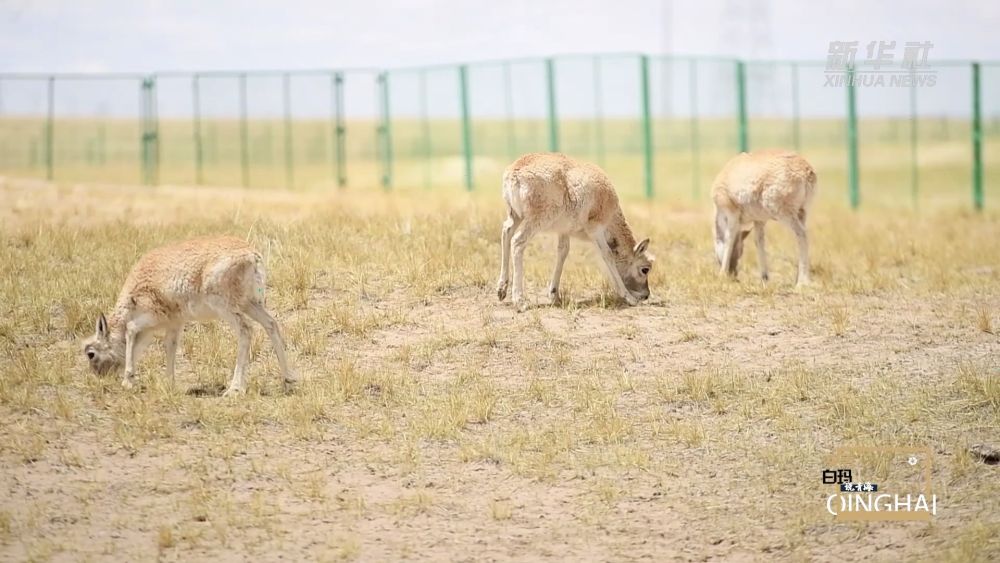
736, 61, 748, 153
639, 54, 654, 200
791, 62, 801, 151
333, 72, 346, 187
282, 72, 294, 189
690, 59, 700, 200
457, 65, 473, 191
46, 76, 54, 181
139, 78, 147, 185
846, 64, 860, 209
376, 71, 392, 190
592, 55, 606, 167
140, 77, 159, 186
908, 69, 918, 208
972, 62, 984, 211
239, 73, 249, 187
192, 74, 203, 185
545, 58, 559, 152
151, 77, 159, 185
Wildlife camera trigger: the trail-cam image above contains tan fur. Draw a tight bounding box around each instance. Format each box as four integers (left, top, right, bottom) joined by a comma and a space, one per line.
711, 150, 817, 285
496, 153, 653, 308
82, 236, 295, 396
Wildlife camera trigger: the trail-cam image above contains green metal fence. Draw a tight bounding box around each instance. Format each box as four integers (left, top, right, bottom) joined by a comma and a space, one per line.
0, 54, 997, 209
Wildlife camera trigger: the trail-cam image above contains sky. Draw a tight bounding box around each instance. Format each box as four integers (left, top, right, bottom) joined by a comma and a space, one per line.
1, 0, 999, 73
0, 0, 996, 119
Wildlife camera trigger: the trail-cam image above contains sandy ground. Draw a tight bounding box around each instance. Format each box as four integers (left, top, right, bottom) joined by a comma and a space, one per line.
0, 178, 998, 562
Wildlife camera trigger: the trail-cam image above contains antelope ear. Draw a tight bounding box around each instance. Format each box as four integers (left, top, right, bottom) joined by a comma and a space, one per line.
96, 313, 109, 339
633, 238, 650, 255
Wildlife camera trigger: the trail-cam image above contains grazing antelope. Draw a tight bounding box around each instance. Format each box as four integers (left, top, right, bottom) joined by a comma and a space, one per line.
712, 151, 816, 286
496, 153, 653, 309
712, 150, 817, 286
83, 236, 295, 396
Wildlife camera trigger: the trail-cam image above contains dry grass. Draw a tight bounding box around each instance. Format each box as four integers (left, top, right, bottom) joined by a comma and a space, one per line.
0, 177, 999, 561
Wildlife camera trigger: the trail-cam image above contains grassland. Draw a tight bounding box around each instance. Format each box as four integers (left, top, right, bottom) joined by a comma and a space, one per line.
0, 173, 998, 561
2, 115, 999, 209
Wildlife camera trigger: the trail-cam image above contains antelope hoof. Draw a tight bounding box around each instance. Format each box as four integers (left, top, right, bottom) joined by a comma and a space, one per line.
548, 288, 561, 306
121, 375, 136, 389
496, 280, 509, 301
222, 386, 246, 398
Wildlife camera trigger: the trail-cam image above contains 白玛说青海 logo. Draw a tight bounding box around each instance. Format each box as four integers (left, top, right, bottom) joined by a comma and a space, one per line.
826, 493, 937, 519
821, 447, 938, 522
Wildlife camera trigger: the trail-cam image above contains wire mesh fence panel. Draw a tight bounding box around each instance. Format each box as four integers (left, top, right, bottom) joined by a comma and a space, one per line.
156, 75, 197, 185
503, 59, 549, 164
983, 62, 1000, 208
467, 61, 516, 191
648, 56, 726, 203
876, 64, 972, 208
692, 58, 740, 201
581, 55, 644, 200
0, 78, 50, 180
193, 75, 242, 187
553, 56, 598, 163
286, 73, 338, 190
579, 56, 610, 170
429, 67, 464, 189
780, 63, 849, 208
48, 78, 144, 184
745, 62, 798, 150
243, 74, 292, 189
383, 68, 420, 191
339, 69, 380, 190
468, 59, 549, 190
387, 66, 462, 192
854, 66, 921, 209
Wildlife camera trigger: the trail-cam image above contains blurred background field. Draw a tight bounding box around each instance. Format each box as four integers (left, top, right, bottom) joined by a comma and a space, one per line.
2, 56, 999, 210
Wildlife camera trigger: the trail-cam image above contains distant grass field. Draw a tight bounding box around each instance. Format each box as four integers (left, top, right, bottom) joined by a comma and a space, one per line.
2, 116, 998, 209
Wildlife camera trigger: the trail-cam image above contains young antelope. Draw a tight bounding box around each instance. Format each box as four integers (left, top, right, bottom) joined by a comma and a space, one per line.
712, 150, 817, 286
82, 236, 295, 396
496, 153, 653, 309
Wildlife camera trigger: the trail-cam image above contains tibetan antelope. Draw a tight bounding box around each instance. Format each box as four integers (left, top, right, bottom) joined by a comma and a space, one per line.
83, 236, 295, 396
496, 153, 653, 309
712, 150, 817, 286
